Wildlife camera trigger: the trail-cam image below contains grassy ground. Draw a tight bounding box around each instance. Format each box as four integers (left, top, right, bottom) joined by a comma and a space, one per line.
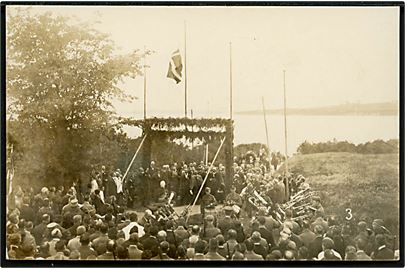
285, 152, 400, 234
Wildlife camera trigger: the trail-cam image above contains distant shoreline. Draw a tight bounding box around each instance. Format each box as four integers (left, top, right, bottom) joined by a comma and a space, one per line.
236, 101, 399, 116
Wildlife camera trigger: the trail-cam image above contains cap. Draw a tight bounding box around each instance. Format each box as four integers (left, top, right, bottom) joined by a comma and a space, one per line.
70, 198, 78, 205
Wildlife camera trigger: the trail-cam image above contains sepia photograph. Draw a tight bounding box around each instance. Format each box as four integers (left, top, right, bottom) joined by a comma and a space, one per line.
1, 2, 403, 267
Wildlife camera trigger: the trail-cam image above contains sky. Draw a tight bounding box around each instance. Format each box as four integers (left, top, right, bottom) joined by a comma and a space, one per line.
11, 5, 400, 120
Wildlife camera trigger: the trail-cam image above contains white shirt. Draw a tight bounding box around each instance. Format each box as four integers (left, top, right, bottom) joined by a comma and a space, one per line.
122, 222, 145, 240
113, 176, 123, 194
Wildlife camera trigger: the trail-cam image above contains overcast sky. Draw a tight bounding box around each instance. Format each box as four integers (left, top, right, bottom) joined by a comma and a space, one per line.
16, 5, 400, 119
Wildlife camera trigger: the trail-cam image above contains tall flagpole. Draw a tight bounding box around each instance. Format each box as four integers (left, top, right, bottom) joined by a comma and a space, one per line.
283, 70, 289, 199
262, 97, 270, 156
229, 42, 233, 120
184, 21, 188, 118
143, 46, 147, 120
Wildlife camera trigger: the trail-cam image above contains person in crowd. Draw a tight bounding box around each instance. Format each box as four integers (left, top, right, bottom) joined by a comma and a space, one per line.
204, 238, 226, 261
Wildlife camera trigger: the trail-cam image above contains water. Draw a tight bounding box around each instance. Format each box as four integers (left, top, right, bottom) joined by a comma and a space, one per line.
123, 115, 399, 155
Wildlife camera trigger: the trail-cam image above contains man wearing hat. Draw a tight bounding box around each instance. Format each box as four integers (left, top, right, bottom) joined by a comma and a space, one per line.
32, 214, 50, 245
47, 228, 62, 256
61, 197, 83, 217
225, 186, 243, 207
248, 231, 268, 259
218, 206, 235, 236
67, 225, 86, 252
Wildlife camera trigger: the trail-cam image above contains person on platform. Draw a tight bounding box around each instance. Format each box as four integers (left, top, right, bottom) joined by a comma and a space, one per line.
225, 186, 243, 207
200, 187, 217, 218
157, 181, 169, 204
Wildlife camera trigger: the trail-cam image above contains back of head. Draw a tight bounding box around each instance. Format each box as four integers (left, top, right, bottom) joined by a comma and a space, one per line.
208, 238, 219, 252
355, 238, 367, 251
257, 216, 266, 225
322, 237, 335, 250
195, 240, 206, 254
129, 212, 138, 222
76, 225, 86, 236
192, 225, 200, 235
80, 233, 90, 245
55, 240, 65, 252
284, 250, 295, 260
375, 234, 386, 246
100, 223, 108, 234
160, 241, 170, 253
216, 234, 225, 245
324, 249, 338, 260
245, 239, 254, 251
267, 250, 282, 261
116, 245, 129, 259
227, 229, 237, 240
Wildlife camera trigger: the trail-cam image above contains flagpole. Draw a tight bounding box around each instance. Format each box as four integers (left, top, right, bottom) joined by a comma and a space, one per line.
191, 109, 194, 150
229, 42, 233, 120
283, 70, 289, 199
184, 21, 188, 118
143, 46, 147, 120
262, 96, 270, 156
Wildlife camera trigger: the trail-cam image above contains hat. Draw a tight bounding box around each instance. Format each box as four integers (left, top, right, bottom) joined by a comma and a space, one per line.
51, 228, 62, 238
41, 187, 49, 193
70, 198, 78, 205
372, 219, 384, 227
46, 222, 59, 229
76, 226, 86, 236
251, 231, 261, 241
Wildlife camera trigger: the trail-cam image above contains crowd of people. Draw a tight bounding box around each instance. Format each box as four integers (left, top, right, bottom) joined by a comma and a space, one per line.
6, 151, 399, 261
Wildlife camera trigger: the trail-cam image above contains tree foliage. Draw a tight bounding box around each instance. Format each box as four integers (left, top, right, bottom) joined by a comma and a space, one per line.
6, 9, 144, 188
297, 139, 399, 155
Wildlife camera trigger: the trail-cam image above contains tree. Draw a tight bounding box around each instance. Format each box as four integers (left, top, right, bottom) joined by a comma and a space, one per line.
6, 8, 144, 188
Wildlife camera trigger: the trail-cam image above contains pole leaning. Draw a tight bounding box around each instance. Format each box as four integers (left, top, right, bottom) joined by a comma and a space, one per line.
187, 137, 226, 221
121, 135, 148, 185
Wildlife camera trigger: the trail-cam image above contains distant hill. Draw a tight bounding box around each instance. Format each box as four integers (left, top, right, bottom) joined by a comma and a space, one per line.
237, 102, 399, 116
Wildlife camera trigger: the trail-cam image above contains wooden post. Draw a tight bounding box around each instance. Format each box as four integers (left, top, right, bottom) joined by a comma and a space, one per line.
224, 120, 234, 194
262, 96, 270, 156
122, 135, 148, 185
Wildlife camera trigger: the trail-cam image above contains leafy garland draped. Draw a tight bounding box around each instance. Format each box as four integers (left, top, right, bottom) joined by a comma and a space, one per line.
120, 117, 234, 143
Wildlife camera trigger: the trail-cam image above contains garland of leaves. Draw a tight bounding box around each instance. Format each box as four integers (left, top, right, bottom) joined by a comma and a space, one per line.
119, 117, 234, 143
120, 117, 233, 130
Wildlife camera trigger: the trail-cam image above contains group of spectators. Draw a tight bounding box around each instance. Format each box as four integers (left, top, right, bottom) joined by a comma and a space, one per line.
5, 151, 398, 261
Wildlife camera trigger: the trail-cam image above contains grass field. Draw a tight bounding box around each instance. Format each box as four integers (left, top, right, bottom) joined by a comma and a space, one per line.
286, 152, 400, 234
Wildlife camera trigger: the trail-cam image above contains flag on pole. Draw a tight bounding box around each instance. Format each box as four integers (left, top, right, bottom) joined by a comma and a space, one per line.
167, 49, 183, 84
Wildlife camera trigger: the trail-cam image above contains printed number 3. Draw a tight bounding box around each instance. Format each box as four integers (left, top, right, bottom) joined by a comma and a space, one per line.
345, 208, 353, 221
